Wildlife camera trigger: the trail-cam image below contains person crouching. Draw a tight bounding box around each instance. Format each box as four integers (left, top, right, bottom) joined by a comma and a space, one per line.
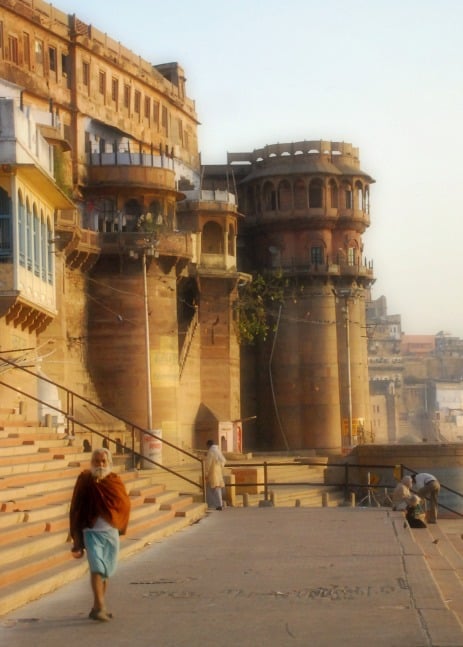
405, 494, 427, 529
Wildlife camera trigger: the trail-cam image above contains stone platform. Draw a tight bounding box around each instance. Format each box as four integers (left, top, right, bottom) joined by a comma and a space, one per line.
1, 507, 463, 646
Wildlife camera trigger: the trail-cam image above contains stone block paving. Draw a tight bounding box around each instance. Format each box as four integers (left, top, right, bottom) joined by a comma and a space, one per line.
1, 507, 463, 647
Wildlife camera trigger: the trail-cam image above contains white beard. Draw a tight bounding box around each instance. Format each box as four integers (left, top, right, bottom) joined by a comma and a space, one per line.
91, 465, 111, 481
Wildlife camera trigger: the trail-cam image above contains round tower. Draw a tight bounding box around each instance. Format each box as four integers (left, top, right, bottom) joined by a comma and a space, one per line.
232, 140, 375, 453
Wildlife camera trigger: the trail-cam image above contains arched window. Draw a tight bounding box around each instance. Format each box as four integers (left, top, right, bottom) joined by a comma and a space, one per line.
94, 198, 116, 231
309, 179, 323, 208
18, 191, 25, 266
0, 187, 12, 258
33, 204, 40, 276
148, 199, 163, 225
365, 186, 370, 213
348, 246, 356, 266
311, 245, 324, 266
202, 221, 223, 253
329, 180, 338, 208
355, 181, 363, 210
26, 199, 32, 271
278, 180, 292, 211
124, 198, 142, 232
47, 217, 53, 284
294, 178, 307, 209
262, 181, 277, 211
40, 212, 47, 281
343, 183, 352, 209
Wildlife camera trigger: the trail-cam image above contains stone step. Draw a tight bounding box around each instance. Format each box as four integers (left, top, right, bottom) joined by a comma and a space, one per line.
0, 507, 207, 617
235, 484, 345, 508
411, 521, 463, 629
0, 502, 70, 529
160, 494, 194, 512
0, 470, 80, 499
0, 545, 85, 604
174, 501, 207, 518
0, 514, 69, 546
0, 470, 165, 513
128, 506, 180, 536
127, 482, 166, 498
0, 456, 77, 478
0, 430, 59, 440
0, 436, 69, 450
1, 486, 73, 513
0, 526, 67, 568
142, 488, 184, 506
0, 422, 43, 429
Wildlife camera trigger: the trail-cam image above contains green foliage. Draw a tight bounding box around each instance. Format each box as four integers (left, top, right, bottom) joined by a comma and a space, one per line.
234, 272, 286, 345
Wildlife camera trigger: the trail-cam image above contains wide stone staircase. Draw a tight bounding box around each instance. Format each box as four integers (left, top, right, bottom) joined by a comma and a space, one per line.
0, 416, 207, 617
0, 419, 352, 618
4, 412, 463, 632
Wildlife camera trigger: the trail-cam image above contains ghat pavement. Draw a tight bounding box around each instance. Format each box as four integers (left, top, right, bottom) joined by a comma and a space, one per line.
1, 507, 462, 647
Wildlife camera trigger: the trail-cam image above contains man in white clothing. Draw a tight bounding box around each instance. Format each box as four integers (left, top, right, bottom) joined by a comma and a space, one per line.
205, 440, 226, 510
412, 472, 440, 523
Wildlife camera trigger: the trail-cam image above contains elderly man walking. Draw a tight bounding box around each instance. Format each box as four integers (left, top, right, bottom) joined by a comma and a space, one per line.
69, 447, 131, 621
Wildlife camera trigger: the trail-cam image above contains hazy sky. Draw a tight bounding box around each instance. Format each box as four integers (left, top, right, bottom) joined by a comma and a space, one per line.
54, 0, 463, 337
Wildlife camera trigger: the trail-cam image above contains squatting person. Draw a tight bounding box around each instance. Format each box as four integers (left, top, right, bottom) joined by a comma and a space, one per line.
69, 447, 131, 621
412, 472, 440, 524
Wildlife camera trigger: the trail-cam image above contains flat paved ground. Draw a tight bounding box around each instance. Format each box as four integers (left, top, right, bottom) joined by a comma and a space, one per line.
1, 507, 462, 647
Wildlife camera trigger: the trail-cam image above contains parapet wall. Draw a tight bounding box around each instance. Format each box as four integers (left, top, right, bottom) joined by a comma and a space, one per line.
354, 443, 463, 469
228, 141, 360, 165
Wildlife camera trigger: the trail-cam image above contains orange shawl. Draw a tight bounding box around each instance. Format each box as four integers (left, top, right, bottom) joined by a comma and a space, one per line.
69, 470, 131, 549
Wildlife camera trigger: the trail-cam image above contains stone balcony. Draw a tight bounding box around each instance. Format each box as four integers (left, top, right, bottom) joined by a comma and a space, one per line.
276, 259, 375, 282
86, 153, 178, 191
99, 230, 193, 261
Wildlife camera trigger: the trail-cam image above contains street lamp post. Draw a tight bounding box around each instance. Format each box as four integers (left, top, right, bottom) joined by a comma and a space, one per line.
343, 296, 353, 448
128, 239, 161, 468
142, 249, 153, 431
333, 287, 354, 449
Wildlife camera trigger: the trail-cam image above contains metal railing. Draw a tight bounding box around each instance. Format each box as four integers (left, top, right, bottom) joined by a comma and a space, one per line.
225, 460, 463, 517
0, 355, 205, 495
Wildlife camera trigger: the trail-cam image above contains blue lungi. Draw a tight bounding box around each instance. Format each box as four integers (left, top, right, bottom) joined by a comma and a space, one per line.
83, 527, 120, 579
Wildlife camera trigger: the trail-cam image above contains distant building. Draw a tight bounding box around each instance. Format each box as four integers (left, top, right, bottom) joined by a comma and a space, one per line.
366, 295, 403, 443
401, 335, 436, 356
367, 295, 463, 444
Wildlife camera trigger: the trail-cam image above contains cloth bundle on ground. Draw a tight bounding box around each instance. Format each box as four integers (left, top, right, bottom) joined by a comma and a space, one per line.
406, 494, 427, 528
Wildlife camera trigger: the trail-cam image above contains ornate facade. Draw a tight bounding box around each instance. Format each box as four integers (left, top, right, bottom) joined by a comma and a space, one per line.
0, 0, 243, 455
0, 0, 375, 455
204, 143, 375, 452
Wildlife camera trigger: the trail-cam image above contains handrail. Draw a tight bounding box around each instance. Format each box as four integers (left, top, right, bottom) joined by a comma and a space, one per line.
226, 460, 463, 517
0, 356, 205, 494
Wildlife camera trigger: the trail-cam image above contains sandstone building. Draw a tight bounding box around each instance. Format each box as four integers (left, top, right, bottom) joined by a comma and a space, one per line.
0, 0, 376, 456
204, 144, 375, 452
